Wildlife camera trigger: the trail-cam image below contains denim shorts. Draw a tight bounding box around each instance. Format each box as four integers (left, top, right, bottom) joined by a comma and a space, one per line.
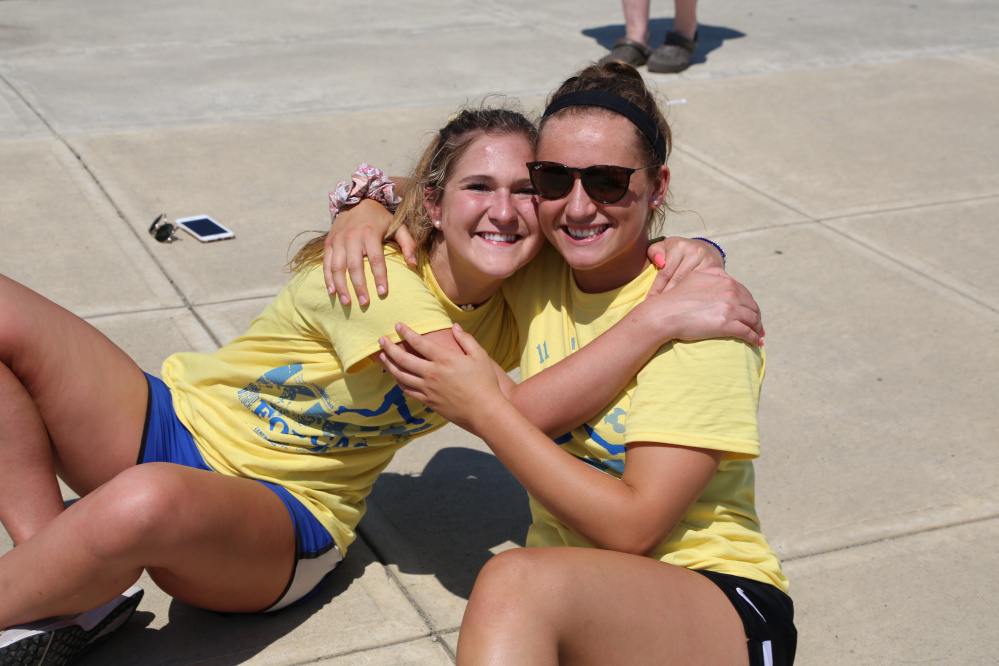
138, 373, 342, 612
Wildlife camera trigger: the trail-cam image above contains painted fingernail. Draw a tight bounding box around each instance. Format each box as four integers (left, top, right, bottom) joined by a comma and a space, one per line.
653, 254, 665, 269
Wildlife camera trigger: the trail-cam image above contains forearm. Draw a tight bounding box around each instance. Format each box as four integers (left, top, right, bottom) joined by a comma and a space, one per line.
377, 323, 711, 555
467, 399, 671, 555
506, 301, 667, 437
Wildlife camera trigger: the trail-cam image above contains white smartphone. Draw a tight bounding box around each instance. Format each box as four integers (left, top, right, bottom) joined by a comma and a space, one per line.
175, 215, 235, 242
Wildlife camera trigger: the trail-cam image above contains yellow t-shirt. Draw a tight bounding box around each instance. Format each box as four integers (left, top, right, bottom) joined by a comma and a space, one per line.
161, 251, 518, 555
502, 245, 788, 592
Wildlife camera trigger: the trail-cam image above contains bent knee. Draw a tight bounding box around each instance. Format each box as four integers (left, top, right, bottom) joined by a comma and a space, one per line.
473, 549, 559, 600
0, 276, 50, 362
465, 548, 582, 629
79, 463, 196, 556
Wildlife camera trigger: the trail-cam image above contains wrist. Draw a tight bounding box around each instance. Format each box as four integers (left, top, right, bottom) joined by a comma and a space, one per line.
330, 163, 402, 223
690, 237, 727, 268
467, 393, 520, 438
628, 300, 677, 346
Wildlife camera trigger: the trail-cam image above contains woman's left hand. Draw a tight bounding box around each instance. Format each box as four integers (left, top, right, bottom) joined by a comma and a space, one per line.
323, 199, 418, 305
646, 237, 725, 294
378, 323, 501, 430
639, 268, 764, 346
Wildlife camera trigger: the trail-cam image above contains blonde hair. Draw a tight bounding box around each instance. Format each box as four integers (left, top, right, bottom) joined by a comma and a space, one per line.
289, 104, 537, 272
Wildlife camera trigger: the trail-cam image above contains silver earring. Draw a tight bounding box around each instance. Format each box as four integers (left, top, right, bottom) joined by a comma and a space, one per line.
433, 219, 442, 229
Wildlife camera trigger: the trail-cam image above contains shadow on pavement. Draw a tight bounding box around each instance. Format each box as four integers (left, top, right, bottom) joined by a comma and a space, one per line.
364, 447, 532, 600
583, 19, 746, 67
77, 551, 366, 665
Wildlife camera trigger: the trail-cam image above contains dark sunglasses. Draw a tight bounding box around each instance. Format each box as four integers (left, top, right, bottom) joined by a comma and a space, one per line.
148, 213, 178, 243
527, 161, 659, 204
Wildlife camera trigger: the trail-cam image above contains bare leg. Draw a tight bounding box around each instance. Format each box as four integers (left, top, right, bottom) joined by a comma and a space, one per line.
0, 361, 65, 543
0, 275, 295, 627
0, 274, 147, 545
456, 547, 748, 666
673, 0, 698, 40
0, 463, 295, 626
622, 0, 652, 46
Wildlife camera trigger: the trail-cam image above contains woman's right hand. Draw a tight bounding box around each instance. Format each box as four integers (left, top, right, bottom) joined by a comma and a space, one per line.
323, 199, 417, 305
378, 323, 503, 433
638, 268, 765, 347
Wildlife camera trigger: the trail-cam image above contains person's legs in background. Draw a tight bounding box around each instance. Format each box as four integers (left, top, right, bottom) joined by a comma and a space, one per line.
599, 0, 652, 67
648, 0, 699, 73
601, 0, 699, 73
671, 0, 697, 41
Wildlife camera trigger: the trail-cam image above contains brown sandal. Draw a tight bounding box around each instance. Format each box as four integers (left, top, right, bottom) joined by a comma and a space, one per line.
648, 31, 698, 73
599, 37, 652, 67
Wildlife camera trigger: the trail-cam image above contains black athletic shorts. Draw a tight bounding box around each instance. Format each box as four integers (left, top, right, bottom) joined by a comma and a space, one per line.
695, 570, 797, 666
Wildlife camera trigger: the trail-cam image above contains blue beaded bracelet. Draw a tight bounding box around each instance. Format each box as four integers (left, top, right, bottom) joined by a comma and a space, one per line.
691, 237, 727, 267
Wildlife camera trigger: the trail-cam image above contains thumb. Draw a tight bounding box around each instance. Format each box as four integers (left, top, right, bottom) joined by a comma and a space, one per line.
451, 323, 483, 358
396, 225, 418, 266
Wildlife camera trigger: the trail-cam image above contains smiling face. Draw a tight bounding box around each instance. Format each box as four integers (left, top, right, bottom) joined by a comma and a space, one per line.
535, 111, 669, 293
427, 131, 543, 306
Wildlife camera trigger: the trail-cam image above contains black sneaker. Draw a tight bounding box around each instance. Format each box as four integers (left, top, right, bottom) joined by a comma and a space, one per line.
0, 587, 143, 666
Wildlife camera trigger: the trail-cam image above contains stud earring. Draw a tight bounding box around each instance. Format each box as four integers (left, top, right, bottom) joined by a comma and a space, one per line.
433, 219, 442, 229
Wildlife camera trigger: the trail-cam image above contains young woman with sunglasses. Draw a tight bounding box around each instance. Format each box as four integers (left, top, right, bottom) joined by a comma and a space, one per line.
372, 62, 797, 665
0, 105, 763, 665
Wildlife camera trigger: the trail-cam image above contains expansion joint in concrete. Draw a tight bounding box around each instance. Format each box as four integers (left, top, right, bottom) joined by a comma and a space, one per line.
780, 498, 999, 563
0, 71, 223, 348
818, 220, 999, 317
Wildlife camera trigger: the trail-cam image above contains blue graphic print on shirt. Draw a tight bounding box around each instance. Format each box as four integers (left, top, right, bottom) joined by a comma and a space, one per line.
334, 385, 425, 424
604, 407, 626, 434
553, 422, 626, 476
236, 364, 435, 453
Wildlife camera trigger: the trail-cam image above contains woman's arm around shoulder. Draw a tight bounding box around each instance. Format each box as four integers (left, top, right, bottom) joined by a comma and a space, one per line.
324, 195, 417, 305
379, 324, 724, 555
504, 268, 763, 436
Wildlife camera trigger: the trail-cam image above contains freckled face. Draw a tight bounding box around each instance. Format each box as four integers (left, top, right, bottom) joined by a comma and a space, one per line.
535, 112, 668, 293
428, 132, 542, 303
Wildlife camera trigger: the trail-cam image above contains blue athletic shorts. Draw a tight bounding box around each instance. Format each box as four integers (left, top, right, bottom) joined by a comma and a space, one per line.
695, 570, 797, 666
138, 373, 342, 612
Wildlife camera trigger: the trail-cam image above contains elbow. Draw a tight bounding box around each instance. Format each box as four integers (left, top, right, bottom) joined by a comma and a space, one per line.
628, 534, 668, 558
588, 500, 680, 555
591, 524, 670, 557
507, 396, 562, 438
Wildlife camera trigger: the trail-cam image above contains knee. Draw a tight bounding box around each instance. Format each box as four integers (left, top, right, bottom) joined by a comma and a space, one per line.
79, 464, 192, 557
468, 548, 553, 612
0, 276, 32, 358
460, 549, 569, 659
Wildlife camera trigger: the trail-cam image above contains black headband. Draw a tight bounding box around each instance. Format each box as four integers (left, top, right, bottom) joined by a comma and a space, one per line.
542, 90, 667, 164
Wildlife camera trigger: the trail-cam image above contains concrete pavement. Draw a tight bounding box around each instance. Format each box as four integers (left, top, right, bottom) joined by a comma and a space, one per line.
1, 0, 997, 663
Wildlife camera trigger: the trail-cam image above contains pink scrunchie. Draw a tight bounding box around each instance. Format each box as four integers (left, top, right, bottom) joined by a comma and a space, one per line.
329, 163, 402, 223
